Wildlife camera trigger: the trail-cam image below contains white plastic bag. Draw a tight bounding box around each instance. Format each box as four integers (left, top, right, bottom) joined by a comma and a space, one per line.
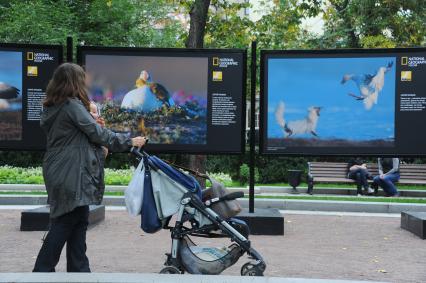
125, 159, 145, 216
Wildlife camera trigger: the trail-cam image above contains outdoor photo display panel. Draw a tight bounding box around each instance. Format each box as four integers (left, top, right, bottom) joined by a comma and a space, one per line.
0, 43, 62, 150
260, 48, 426, 155
78, 46, 246, 153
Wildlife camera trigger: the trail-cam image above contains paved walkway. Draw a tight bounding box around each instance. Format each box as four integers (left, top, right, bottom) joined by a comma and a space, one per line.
0, 209, 425, 282
0, 273, 387, 283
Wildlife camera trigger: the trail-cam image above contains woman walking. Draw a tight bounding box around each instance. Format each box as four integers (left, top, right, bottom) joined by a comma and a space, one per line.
33, 63, 146, 272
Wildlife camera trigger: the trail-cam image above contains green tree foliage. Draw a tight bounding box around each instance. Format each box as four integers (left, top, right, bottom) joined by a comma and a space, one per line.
185, 0, 309, 50
0, 0, 74, 44
254, 0, 307, 50
204, 0, 254, 49
73, 0, 185, 47
0, 0, 185, 48
300, 0, 426, 48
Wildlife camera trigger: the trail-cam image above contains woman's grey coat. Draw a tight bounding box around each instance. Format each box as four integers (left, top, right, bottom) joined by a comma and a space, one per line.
41, 98, 131, 218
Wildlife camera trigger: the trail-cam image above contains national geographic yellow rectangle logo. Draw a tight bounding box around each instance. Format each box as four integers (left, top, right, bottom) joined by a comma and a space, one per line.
401, 57, 408, 65
213, 57, 219, 66
27, 52, 34, 61
401, 71, 412, 81
27, 66, 38, 77
212, 71, 222, 81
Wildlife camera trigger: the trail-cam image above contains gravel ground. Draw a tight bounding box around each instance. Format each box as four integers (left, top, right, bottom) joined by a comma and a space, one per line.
0, 209, 425, 282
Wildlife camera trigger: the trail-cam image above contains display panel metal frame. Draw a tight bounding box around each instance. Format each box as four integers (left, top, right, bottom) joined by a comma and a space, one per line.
0, 42, 63, 151
260, 47, 426, 157
77, 45, 247, 154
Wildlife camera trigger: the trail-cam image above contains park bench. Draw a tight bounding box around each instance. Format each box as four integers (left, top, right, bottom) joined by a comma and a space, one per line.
307, 162, 426, 194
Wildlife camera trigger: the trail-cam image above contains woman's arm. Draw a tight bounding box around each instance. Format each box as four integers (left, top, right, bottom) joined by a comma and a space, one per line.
385, 158, 400, 175
66, 99, 145, 152
378, 158, 383, 175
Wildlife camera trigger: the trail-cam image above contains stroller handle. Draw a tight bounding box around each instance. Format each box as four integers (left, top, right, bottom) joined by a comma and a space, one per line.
130, 145, 148, 158
206, 191, 245, 206
221, 191, 244, 201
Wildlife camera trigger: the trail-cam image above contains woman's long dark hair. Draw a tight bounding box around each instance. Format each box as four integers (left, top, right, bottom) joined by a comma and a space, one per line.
44, 63, 90, 110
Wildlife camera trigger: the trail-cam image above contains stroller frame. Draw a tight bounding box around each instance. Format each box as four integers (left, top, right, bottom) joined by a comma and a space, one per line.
131, 148, 266, 276
162, 191, 266, 276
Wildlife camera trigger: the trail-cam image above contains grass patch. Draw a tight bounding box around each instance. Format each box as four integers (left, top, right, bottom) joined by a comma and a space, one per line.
2, 191, 426, 204
252, 195, 426, 204
260, 182, 426, 190
0, 191, 125, 196
0, 191, 48, 195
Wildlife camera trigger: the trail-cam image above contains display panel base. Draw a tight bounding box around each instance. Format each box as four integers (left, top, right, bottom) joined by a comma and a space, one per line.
20, 205, 105, 231
235, 208, 284, 235
401, 211, 426, 239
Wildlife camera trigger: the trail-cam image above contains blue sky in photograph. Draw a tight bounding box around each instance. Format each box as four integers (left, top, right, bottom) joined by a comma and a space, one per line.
0, 51, 22, 97
267, 57, 396, 141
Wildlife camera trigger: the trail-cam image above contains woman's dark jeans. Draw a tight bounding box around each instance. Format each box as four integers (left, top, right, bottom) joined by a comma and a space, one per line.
373, 173, 400, 196
348, 168, 370, 194
33, 205, 90, 272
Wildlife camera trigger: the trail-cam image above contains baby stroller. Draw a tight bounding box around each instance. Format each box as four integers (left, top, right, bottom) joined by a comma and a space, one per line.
130, 148, 266, 276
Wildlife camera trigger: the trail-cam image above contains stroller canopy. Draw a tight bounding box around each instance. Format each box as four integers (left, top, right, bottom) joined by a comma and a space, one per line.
148, 156, 202, 198
132, 154, 205, 233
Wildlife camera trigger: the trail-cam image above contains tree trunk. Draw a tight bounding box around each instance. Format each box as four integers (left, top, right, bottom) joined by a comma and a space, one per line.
185, 0, 211, 49
184, 0, 211, 186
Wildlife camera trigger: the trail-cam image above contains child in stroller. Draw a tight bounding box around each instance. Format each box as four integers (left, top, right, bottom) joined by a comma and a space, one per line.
129, 148, 266, 276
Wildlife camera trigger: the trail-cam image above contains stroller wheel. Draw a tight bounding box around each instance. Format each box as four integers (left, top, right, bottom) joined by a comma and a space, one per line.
160, 266, 181, 274
241, 262, 264, 276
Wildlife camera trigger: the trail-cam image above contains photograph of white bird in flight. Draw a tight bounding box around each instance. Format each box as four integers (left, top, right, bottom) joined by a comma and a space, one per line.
85, 55, 208, 145
0, 51, 22, 141
341, 61, 393, 110
267, 56, 396, 148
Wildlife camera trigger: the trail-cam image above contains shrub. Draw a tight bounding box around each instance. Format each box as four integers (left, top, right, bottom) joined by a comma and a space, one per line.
104, 168, 133, 185
2, 151, 426, 185
0, 166, 44, 184
239, 163, 259, 185
206, 172, 233, 186
0, 151, 43, 167
206, 154, 244, 181
256, 156, 308, 184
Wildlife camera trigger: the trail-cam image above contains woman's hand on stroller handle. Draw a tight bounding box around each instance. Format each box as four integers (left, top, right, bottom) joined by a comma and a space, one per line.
131, 136, 148, 148
130, 137, 148, 159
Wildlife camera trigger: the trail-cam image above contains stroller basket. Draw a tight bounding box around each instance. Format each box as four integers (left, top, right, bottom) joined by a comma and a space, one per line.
179, 236, 243, 275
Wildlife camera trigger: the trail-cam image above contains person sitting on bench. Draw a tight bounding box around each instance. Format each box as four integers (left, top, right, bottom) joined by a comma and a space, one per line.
346, 157, 374, 196
373, 158, 400, 197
